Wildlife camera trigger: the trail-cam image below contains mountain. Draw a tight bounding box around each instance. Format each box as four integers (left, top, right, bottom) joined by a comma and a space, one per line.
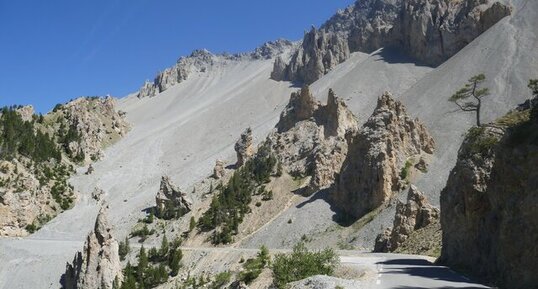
0, 0, 536, 288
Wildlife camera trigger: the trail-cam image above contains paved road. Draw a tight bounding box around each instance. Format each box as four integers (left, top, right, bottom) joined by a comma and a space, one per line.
341, 253, 490, 289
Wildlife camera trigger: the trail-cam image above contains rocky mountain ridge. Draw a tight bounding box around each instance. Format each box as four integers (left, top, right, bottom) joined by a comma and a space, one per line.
272, 0, 512, 84
137, 39, 295, 98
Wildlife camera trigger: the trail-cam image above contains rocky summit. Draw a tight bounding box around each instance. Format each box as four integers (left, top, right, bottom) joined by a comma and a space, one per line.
273, 0, 512, 84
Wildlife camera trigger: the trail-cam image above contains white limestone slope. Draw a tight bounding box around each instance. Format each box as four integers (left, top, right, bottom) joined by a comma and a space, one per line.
0, 57, 295, 289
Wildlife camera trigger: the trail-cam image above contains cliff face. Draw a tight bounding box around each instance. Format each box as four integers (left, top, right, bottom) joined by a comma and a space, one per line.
334, 92, 435, 219
63, 205, 123, 289
273, 0, 512, 84
440, 108, 538, 289
264, 87, 359, 194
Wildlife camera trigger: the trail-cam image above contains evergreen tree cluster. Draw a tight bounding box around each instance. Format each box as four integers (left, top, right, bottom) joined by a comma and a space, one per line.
120, 235, 183, 289
0, 106, 60, 162
197, 147, 277, 244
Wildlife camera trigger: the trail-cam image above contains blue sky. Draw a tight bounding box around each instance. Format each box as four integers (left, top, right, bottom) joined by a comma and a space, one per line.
0, 0, 355, 113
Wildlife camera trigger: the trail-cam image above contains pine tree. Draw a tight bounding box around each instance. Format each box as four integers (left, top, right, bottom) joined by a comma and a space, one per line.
160, 234, 169, 258
137, 246, 148, 283
449, 74, 490, 127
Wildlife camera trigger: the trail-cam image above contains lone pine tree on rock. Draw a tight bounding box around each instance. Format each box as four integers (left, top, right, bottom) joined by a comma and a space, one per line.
450, 74, 490, 127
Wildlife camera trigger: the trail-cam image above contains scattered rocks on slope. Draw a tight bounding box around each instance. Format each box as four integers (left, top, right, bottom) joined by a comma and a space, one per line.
274, 0, 512, 84
264, 86, 359, 195
15, 105, 35, 122
440, 111, 538, 288
137, 40, 295, 98
374, 185, 439, 253
213, 159, 226, 179
63, 205, 123, 289
334, 92, 435, 219
155, 176, 192, 219
235, 128, 255, 167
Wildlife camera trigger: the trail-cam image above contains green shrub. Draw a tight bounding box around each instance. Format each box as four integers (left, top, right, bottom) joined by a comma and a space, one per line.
465, 127, 499, 156
239, 246, 270, 284
211, 271, 232, 289
272, 242, 339, 289
399, 160, 412, 180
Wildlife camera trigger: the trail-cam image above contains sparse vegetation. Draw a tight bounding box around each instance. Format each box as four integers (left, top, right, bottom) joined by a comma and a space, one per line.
238, 246, 271, 284
399, 160, 413, 180
272, 242, 339, 289
197, 147, 277, 244
464, 126, 500, 156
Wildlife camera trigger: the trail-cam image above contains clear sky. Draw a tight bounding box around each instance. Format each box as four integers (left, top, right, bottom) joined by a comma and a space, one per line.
0, 0, 355, 113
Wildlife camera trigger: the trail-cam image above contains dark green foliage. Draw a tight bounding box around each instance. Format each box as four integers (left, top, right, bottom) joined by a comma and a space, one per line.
122, 236, 183, 288
272, 242, 339, 289
211, 271, 232, 289
25, 223, 38, 233
197, 148, 277, 244
189, 216, 196, 232
449, 74, 489, 127
239, 246, 270, 284
0, 106, 61, 162
399, 160, 413, 180
119, 237, 130, 261
130, 224, 155, 241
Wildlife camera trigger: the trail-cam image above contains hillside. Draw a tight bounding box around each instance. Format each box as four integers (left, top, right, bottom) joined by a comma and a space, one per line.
0, 0, 536, 288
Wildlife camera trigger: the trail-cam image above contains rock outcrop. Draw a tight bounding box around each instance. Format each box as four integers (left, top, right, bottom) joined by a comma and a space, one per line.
63, 205, 123, 289
235, 128, 254, 167
212, 160, 226, 179
274, 0, 512, 84
264, 87, 359, 194
53, 96, 130, 163
334, 92, 435, 219
0, 96, 129, 237
374, 185, 439, 253
155, 176, 192, 219
440, 108, 538, 288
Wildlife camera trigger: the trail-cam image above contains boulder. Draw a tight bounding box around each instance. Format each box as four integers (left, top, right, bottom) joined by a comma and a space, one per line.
155, 176, 192, 219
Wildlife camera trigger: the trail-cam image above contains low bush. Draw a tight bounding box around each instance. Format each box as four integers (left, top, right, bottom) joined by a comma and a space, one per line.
272, 242, 339, 289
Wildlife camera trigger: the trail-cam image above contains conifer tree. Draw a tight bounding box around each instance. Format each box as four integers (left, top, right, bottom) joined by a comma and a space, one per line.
450, 74, 490, 127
